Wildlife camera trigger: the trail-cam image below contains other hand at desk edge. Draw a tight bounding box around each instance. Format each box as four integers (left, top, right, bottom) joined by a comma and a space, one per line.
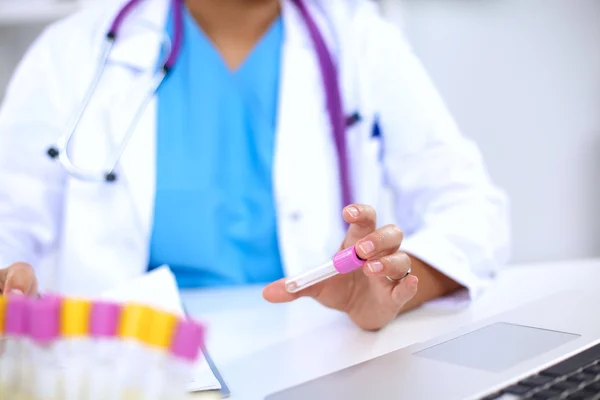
262, 204, 462, 331
0, 262, 38, 296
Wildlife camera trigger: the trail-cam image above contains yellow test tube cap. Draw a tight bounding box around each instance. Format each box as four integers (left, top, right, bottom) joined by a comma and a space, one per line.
61, 297, 92, 337
118, 303, 153, 341
0, 296, 7, 333
145, 309, 178, 349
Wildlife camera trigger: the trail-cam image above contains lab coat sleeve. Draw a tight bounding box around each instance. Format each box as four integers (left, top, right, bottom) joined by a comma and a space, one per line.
0, 24, 71, 277
362, 13, 511, 298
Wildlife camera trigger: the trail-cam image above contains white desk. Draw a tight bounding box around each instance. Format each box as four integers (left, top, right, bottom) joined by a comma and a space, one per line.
181, 258, 600, 400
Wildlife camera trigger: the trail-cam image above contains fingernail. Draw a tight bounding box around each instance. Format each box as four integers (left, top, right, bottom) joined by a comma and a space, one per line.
358, 241, 375, 257
10, 289, 23, 295
367, 261, 383, 273
346, 206, 359, 218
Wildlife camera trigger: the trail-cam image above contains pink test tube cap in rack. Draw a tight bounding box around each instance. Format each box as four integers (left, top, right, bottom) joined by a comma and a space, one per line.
170, 319, 205, 362
90, 301, 121, 338
29, 296, 61, 344
5, 294, 30, 336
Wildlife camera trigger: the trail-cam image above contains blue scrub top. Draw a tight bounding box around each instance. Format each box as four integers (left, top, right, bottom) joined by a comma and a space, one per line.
149, 6, 284, 288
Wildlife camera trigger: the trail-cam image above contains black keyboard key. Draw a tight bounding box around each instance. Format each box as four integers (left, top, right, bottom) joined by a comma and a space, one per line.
521, 375, 554, 387
585, 381, 600, 392
583, 364, 600, 375
481, 393, 502, 400
504, 384, 532, 395
553, 379, 582, 391
569, 373, 597, 383
581, 387, 600, 396
566, 390, 598, 400
533, 388, 563, 398
542, 344, 600, 377
480, 394, 502, 400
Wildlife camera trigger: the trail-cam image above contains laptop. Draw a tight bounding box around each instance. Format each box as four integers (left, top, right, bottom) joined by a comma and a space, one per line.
266, 289, 600, 400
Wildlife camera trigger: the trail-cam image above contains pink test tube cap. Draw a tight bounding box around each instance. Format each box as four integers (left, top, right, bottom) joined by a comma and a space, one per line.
170, 319, 205, 362
90, 301, 121, 338
29, 296, 61, 344
333, 246, 365, 274
5, 294, 30, 336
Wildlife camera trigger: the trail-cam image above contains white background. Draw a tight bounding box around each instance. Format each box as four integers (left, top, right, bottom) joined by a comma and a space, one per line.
1, 0, 600, 264
381, 0, 600, 263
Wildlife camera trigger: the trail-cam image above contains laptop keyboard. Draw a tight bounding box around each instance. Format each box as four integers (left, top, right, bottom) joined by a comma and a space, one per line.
482, 343, 600, 400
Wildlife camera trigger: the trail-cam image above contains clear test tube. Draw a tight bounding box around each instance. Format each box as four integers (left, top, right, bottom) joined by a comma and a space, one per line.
88, 301, 122, 400
164, 319, 205, 400
0, 294, 30, 399
139, 309, 178, 400
115, 303, 155, 400
285, 246, 365, 293
28, 295, 61, 400
59, 297, 93, 400
0, 296, 8, 397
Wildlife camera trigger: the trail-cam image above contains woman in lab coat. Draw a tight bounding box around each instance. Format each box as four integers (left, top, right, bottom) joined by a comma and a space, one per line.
0, 0, 509, 331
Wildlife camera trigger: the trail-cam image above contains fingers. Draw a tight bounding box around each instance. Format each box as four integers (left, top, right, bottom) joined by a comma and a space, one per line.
341, 205, 377, 248
355, 224, 403, 260
391, 274, 419, 307
2, 262, 37, 296
363, 251, 417, 308
363, 251, 411, 278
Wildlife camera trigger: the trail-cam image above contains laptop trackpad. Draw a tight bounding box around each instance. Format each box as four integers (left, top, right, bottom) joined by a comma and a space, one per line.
414, 322, 579, 373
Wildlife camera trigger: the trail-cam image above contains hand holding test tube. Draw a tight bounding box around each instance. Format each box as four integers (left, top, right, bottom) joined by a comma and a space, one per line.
265, 204, 418, 332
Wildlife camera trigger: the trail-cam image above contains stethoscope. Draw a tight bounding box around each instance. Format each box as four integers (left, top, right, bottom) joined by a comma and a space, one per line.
46, 0, 356, 208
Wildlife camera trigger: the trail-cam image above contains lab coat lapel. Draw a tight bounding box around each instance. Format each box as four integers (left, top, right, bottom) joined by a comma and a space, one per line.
104, 0, 170, 237
276, 0, 346, 277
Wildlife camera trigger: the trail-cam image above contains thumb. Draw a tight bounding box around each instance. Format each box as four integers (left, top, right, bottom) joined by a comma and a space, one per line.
262, 278, 323, 303
3, 262, 37, 296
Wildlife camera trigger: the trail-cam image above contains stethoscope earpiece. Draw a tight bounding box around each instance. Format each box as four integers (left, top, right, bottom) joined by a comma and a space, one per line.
47, 147, 60, 159
105, 172, 117, 182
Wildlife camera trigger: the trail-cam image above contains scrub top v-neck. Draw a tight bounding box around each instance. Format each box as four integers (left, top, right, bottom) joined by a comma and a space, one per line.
149, 5, 284, 288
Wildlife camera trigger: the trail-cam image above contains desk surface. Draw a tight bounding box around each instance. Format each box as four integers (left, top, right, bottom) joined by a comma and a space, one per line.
182, 258, 600, 400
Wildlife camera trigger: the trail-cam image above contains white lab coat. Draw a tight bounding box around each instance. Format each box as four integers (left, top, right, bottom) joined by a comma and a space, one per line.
0, 0, 509, 297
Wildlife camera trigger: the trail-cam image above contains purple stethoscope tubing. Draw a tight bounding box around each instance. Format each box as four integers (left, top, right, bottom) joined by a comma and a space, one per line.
51, 0, 353, 212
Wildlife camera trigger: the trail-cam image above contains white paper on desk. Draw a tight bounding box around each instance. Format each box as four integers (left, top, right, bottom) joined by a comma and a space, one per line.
100, 266, 222, 392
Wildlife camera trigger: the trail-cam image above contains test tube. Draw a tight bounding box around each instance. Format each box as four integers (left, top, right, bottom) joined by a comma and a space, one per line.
29, 295, 61, 400
164, 319, 205, 400
0, 295, 29, 399
59, 297, 92, 400
0, 296, 7, 398
115, 303, 155, 400
88, 301, 121, 400
139, 309, 178, 400
284, 246, 365, 293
